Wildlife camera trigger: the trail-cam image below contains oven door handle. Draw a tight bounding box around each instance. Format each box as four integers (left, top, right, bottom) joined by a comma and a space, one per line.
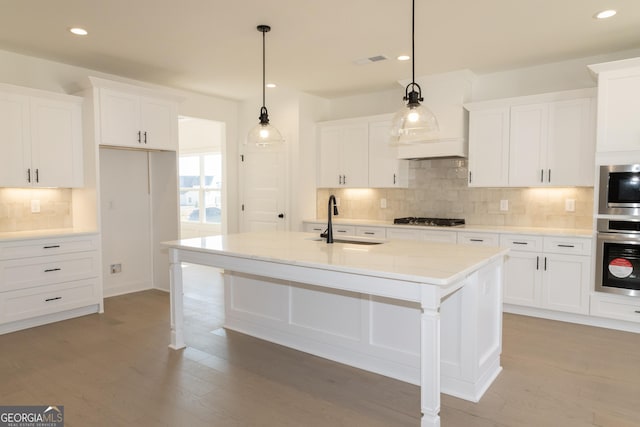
597, 232, 640, 243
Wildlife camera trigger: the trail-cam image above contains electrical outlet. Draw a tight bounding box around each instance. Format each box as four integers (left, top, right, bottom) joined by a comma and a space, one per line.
31, 199, 40, 213
380, 198, 387, 209
110, 263, 122, 274
565, 199, 576, 212
500, 200, 509, 211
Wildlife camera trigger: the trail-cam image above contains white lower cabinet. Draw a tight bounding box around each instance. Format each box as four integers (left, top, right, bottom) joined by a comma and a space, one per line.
0, 234, 102, 333
590, 293, 640, 323
501, 234, 590, 314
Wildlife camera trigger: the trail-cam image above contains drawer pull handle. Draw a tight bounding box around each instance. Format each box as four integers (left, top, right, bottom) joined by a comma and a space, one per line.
43, 245, 61, 249
337, 230, 347, 233
364, 232, 375, 235
470, 239, 484, 242
44, 268, 61, 273
635, 310, 640, 314
558, 244, 575, 248
513, 242, 528, 245
45, 296, 62, 302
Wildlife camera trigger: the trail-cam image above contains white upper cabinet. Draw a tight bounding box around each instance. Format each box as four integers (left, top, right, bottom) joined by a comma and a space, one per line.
465, 88, 595, 188
0, 84, 83, 188
317, 121, 369, 188
588, 58, 640, 153
368, 120, 408, 188
94, 79, 179, 151
99, 89, 177, 151
317, 115, 408, 189
467, 107, 510, 187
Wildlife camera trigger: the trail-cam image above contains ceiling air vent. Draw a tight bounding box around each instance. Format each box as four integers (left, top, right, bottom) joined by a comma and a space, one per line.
353, 55, 389, 65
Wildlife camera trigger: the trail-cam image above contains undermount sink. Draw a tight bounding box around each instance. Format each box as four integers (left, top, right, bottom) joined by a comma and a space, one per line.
309, 237, 384, 245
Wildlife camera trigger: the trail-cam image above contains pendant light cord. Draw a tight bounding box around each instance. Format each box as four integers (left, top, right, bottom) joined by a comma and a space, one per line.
262, 28, 266, 109
411, 0, 415, 85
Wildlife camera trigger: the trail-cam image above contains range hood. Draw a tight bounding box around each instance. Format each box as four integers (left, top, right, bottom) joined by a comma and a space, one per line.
396, 70, 474, 159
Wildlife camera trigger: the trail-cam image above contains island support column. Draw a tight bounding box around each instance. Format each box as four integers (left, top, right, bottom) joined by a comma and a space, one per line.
169, 248, 186, 350
420, 285, 441, 427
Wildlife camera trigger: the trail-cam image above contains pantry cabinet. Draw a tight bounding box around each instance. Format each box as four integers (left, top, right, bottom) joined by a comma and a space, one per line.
0, 84, 83, 188
97, 83, 178, 151
465, 88, 596, 188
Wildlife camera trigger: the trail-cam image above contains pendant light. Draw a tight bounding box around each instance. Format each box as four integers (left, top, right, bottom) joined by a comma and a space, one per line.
390, 0, 439, 144
247, 24, 284, 147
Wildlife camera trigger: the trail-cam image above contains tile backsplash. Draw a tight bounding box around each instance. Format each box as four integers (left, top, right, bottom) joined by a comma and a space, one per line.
0, 188, 73, 232
317, 158, 594, 229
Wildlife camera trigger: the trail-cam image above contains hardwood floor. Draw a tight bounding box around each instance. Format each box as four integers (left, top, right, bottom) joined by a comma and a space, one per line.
1, 264, 639, 426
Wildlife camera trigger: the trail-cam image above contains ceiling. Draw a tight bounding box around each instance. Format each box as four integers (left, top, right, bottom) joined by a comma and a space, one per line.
1, 0, 639, 100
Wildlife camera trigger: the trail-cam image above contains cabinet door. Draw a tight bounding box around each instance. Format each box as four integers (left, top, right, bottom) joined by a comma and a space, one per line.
503, 251, 542, 307
0, 92, 30, 187
546, 98, 595, 186
467, 108, 510, 187
99, 88, 141, 148
509, 103, 548, 187
140, 96, 177, 151
30, 97, 83, 187
368, 120, 408, 188
596, 68, 640, 152
340, 124, 369, 187
542, 254, 589, 314
317, 126, 343, 187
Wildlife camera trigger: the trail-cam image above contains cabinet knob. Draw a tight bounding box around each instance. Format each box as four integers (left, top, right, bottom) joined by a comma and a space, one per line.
278, 213, 285, 218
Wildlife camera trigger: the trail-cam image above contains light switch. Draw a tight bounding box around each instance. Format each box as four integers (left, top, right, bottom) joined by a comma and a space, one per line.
500, 200, 508, 211
31, 200, 40, 213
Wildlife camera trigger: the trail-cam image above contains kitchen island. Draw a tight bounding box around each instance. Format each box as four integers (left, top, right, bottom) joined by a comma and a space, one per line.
164, 231, 508, 427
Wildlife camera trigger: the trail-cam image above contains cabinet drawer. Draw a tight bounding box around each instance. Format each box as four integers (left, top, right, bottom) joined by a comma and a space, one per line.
386, 228, 422, 241
304, 223, 325, 233
500, 234, 543, 252
0, 235, 99, 260
590, 294, 640, 323
422, 230, 457, 244
0, 251, 99, 292
355, 227, 386, 239
332, 225, 356, 236
543, 236, 591, 256
457, 232, 500, 247
0, 279, 99, 324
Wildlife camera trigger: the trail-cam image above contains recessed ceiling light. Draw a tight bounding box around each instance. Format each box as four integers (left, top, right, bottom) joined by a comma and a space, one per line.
69, 27, 88, 36
594, 9, 617, 19
266, 83, 276, 88
397, 55, 410, 61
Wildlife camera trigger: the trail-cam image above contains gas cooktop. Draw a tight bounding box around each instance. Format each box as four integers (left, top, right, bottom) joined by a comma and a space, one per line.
393, 217, 466, 227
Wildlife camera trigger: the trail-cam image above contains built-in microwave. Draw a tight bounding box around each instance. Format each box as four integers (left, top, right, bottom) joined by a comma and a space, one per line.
599, 164, 640, 216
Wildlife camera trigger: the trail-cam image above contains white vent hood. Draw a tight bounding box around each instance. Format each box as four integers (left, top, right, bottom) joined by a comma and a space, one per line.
396, 70, 475, 159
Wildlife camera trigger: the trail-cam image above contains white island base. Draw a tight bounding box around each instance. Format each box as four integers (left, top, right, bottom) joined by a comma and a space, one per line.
165, 232, 507, 427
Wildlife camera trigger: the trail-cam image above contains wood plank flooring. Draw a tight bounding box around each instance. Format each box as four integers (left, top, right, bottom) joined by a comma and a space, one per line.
1, 264, 639, 426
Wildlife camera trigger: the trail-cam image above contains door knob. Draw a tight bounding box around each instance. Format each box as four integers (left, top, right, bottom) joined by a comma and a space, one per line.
278, 213, 285, 218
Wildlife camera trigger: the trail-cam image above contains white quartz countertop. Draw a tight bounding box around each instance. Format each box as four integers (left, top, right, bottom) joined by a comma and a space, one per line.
304, 218, 593, 238
0, 228, 98, 242
163, 231, 508, 286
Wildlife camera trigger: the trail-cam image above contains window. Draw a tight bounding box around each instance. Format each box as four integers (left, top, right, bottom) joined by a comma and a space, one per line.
179, 153, 222, 224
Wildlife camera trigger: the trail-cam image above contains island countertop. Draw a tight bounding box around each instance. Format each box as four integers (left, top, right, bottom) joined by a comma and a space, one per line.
163, 230, 508, 286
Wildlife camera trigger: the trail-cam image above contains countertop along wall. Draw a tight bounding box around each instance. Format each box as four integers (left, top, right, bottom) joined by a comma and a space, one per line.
317, 158, 594, 229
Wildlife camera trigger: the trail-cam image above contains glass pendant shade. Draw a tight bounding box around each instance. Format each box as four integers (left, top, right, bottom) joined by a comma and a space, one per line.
390, 101, 439, 145
248, 121, 283, 147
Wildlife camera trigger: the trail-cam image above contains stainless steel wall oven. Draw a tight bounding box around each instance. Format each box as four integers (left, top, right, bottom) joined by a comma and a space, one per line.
596, 219, 640, 297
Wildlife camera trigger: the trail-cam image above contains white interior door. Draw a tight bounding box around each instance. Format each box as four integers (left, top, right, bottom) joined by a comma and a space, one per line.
240, 145, 288, 232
